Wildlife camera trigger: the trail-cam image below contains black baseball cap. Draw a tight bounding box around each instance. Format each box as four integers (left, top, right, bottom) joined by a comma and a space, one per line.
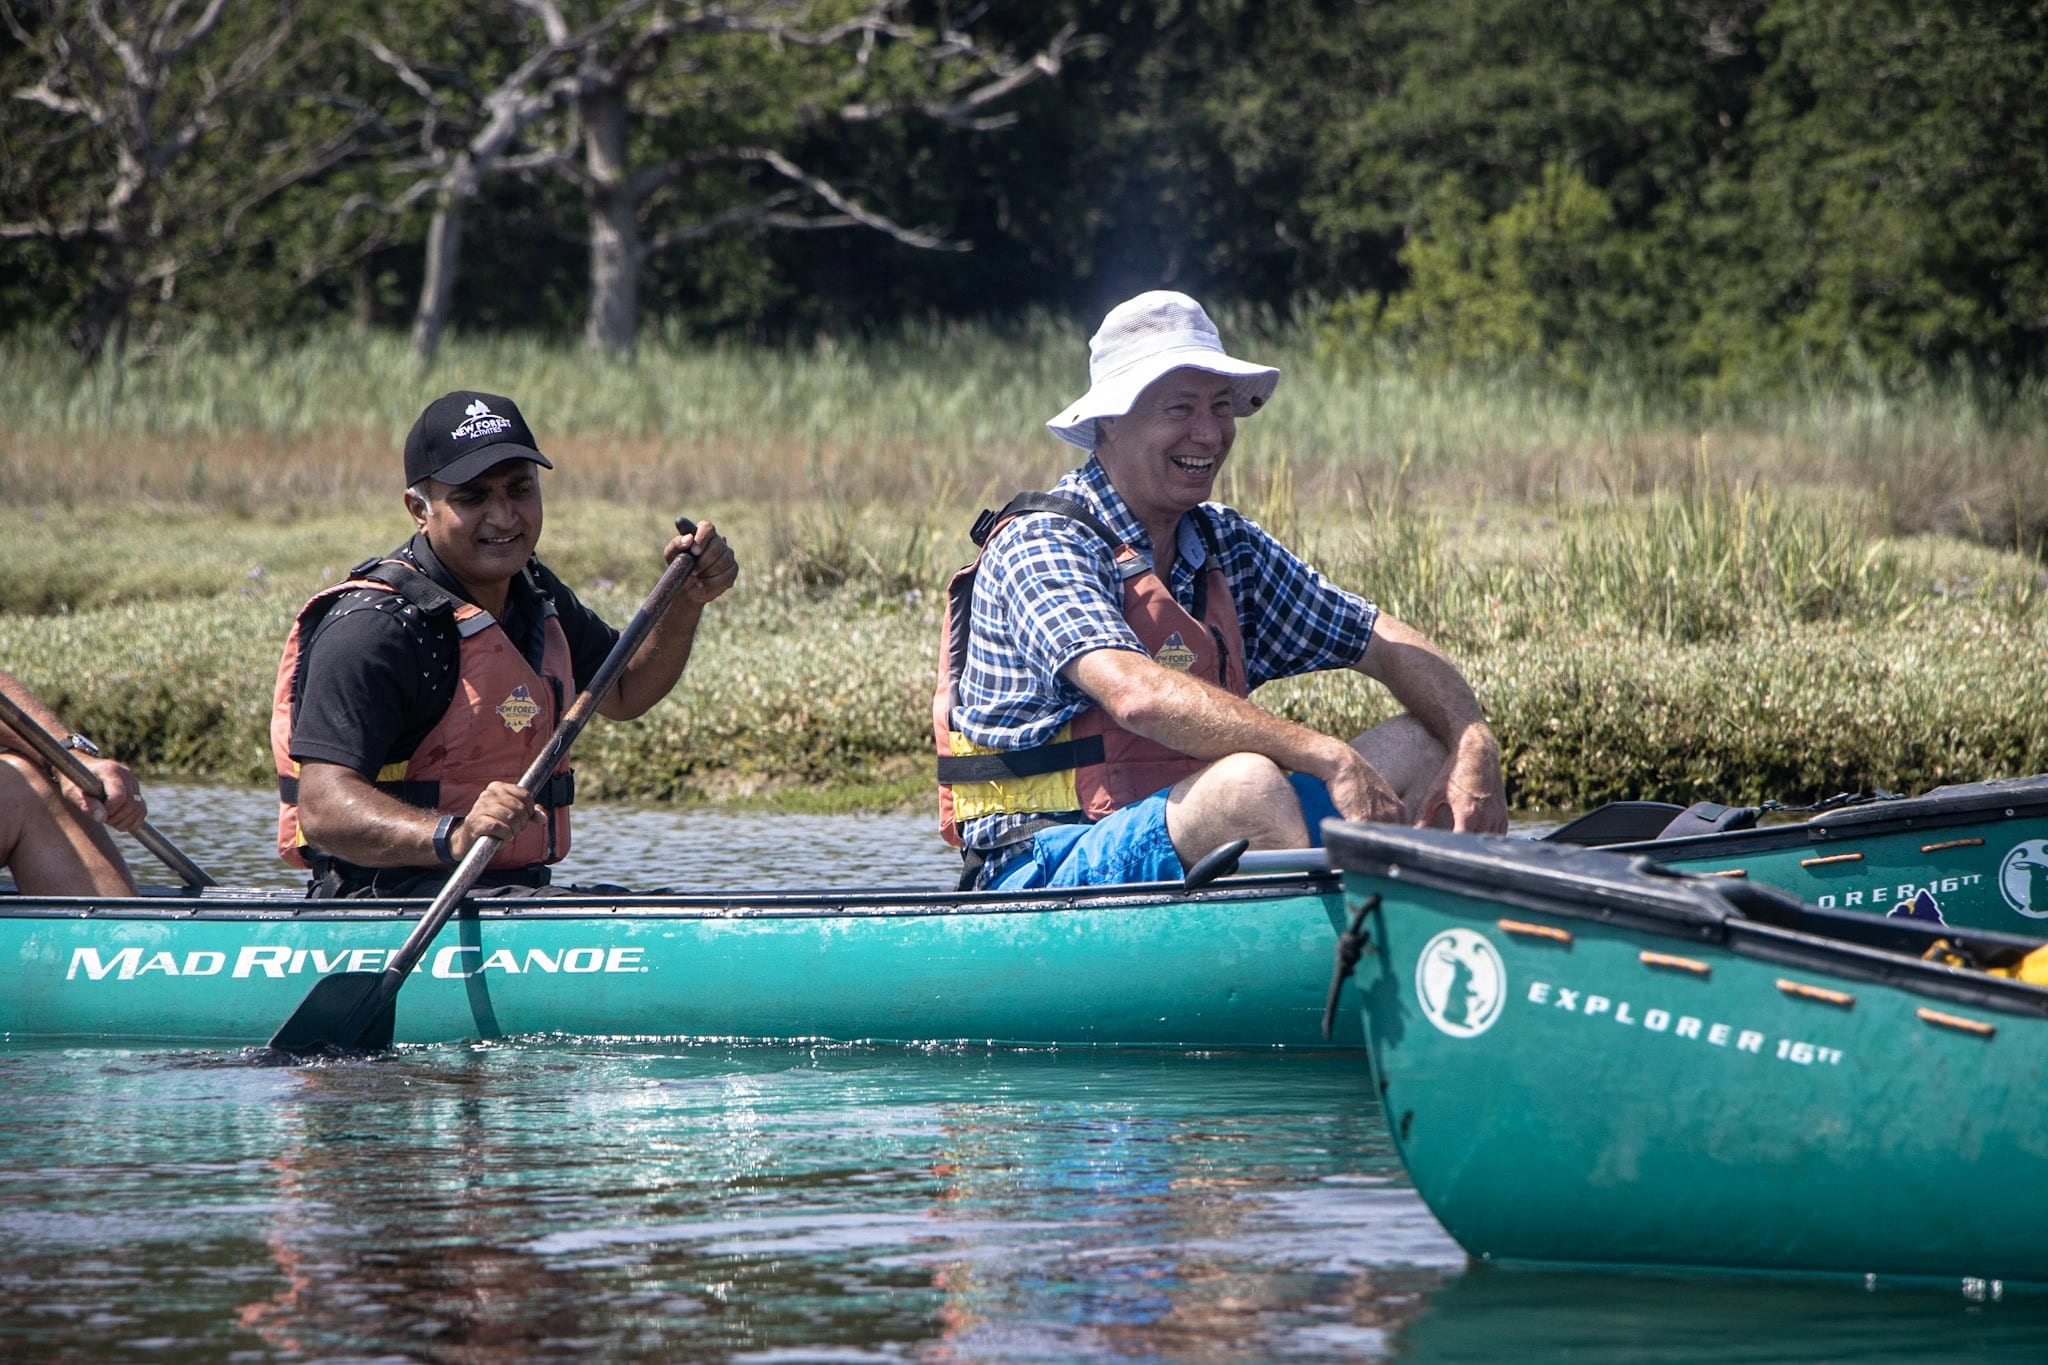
403, 390, 555, 488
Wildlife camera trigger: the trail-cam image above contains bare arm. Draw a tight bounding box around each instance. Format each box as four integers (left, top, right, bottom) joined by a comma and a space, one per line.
297, 761, 533, 868
1064, 648, 1407, 823
0, 669, 67, 750
599, 521, 740, 721
1354, 615, 1507, 832
0, 668, 147, 832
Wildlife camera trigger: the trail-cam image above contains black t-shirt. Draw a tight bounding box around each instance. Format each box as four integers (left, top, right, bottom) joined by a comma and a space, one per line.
288, 533, 619, 778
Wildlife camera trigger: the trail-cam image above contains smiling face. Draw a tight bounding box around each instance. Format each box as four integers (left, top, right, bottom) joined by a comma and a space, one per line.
409, 458, 544, 609
1093, 368, 1236, 542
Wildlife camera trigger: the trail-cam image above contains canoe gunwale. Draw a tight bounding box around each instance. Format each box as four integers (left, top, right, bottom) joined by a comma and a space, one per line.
1325, 825, 2048, 1021
1609, 772, 2048, 857
0, 871, 1342, 925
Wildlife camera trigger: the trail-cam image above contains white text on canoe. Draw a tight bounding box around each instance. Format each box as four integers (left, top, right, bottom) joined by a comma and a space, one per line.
65, 945, 650, 982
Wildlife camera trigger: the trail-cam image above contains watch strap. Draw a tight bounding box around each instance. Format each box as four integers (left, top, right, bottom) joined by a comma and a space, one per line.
432, 814, 460, 868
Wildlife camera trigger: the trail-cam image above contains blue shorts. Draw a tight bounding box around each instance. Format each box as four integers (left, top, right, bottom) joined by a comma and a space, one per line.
986, 773, 1340, 891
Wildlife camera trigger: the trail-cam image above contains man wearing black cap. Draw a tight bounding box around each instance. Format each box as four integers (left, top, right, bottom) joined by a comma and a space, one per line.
269, 389, 737, 897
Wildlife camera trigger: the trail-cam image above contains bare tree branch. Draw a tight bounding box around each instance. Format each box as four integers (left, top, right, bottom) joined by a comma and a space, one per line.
839, 22, 1096, 130
730, 146, 964, 252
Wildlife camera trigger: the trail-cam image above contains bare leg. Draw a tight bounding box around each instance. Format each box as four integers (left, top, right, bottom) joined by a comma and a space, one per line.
1163, 752, 1310, 864
0, 755, 136, 895
1160, 715, 1458, 869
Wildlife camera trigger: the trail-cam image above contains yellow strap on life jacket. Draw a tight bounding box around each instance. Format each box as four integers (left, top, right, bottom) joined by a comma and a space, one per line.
947, 725, 1083, 822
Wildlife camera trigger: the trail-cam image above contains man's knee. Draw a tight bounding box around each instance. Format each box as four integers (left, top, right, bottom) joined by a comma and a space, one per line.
1354, 714, 1446, 796
1170, 752, 1308, 852
1200, 751, 1295, 804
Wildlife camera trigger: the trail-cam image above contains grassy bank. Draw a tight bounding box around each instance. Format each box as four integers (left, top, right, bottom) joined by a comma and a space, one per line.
2, 469, 2044, 818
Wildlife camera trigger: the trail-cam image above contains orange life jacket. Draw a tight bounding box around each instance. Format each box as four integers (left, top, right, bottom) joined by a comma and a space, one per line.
272, 558, 575, 872
933, 494, 1248, 846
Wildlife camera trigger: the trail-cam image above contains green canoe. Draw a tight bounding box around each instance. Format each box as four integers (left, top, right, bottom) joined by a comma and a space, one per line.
1216, 773, 2048, 933
1322, 820, 2048, 1286
0, 874, 1356, 1050
1597, 773, 2048, 933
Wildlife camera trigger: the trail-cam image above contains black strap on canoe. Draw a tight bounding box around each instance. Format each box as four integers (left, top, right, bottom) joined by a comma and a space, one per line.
1758, 788, 1903, 816
1322, 894, 1379, 1040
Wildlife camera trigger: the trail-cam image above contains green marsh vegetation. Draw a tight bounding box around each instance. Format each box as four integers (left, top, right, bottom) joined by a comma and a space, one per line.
3, 323, 2045, 815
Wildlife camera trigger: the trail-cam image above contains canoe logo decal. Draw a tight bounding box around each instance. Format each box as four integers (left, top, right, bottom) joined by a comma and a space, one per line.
1996, 839, 2048, 919
1415, 928, 1506, 1039
497, 684, 541, 733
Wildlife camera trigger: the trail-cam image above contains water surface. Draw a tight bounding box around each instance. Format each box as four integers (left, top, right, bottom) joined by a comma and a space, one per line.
141, 780, 964, 892
5, 787, 2040, 1361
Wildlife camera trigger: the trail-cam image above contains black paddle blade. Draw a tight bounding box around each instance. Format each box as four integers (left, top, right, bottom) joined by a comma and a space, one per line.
1540, 800, 1688, 846
267, 970, 398, 1057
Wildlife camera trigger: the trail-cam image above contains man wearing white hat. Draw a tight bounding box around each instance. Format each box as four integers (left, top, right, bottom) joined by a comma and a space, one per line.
932, 290, 1507, 889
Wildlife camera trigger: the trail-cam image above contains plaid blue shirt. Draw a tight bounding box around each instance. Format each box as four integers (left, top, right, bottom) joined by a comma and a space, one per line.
954, 457, 1380, 859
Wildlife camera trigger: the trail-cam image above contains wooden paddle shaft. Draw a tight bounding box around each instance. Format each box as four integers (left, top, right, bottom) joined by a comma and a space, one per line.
376, 520, 704, 982
0, 689, 215, 889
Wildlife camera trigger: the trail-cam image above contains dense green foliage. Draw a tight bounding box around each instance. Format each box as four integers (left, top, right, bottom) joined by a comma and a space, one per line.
3, 0, 2042, 393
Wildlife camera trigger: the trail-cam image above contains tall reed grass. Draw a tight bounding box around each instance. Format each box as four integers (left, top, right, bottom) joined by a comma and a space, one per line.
5, 325, 2043, 540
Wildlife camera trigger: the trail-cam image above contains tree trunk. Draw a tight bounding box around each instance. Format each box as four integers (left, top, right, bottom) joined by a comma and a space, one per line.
410, 165, 474, 364
581, 86, 640, 356
68, 243, 135, 367
352, 255, 377, 334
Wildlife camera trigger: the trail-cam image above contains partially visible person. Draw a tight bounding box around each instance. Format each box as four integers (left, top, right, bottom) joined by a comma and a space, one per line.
0, 668, 144, 895
272, 389, 737, 897
934, 291, 1507, 890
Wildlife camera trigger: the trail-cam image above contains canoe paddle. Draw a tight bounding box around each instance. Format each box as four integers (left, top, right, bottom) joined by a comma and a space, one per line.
267, 517, 705, 1058
1178, 799, 1713, 888
0, 689, 215, 890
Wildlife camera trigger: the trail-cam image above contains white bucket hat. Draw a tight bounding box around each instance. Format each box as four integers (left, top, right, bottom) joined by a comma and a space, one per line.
1045, 291, 1281, 452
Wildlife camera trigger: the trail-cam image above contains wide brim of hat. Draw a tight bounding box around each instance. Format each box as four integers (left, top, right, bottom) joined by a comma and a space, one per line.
1044, 347, 1280, 452
424, 443, 555, 487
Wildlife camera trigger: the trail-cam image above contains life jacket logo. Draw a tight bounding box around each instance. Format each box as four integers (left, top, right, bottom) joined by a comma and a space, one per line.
1415, 928, 1506, 1038
1154, 632, 1197, 672
1997, 839, 2048, 918
496, 684, 541, 733
452, 399, 513, 441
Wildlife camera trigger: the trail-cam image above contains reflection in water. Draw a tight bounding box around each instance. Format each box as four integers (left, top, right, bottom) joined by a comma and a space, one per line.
0, 1045, 1439, 1362
0, 1043, 2039, 1363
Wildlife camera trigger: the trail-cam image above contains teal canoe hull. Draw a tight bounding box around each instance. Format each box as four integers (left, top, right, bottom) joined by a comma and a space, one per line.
0, 877, 1358, 1050
1613, 773, 2048, 933
1324, 822, 2048, 1285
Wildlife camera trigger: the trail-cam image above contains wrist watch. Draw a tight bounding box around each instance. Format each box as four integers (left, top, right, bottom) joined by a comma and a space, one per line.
61, 733, 101, 758
432, 814, 460, 868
